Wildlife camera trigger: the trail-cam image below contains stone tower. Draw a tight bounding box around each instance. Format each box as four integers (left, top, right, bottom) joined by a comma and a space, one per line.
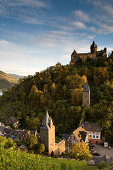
82, 82, 90, 107
40, 110, 55, 154
90, 41, 97, 53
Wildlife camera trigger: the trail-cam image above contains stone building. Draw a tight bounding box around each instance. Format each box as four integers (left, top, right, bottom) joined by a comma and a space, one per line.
39, 111, 66, 155
82, 82, 90, 107
71, 41, 107, 64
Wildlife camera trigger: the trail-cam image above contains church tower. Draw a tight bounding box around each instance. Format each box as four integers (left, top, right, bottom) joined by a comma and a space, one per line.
90, 41, 97, 53
40, 110, 55, 154
82, 82, 90, 107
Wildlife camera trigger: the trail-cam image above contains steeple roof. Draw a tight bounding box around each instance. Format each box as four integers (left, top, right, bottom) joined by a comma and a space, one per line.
83, 82, 90, 92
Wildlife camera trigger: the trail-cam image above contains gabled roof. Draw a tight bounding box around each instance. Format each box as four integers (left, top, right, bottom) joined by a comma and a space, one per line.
83, 122, 102, 132
65, 126, 87, 143
73, 126, 87, 143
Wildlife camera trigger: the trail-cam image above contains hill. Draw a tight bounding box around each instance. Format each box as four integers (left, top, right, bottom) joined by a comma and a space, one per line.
8, 73, 24, 79
0, 54, 113, 142
0, 71, 18, 89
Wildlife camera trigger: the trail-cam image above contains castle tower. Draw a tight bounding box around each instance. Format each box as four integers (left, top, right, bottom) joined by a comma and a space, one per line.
40, 110, 55, 154
82, 82, 90, 107
90, 41, 97, 53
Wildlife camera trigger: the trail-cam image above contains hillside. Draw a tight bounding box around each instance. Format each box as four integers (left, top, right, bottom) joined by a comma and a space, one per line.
0, 54, 113, 142
0, 148, 87, 169
0, 71, 18, 89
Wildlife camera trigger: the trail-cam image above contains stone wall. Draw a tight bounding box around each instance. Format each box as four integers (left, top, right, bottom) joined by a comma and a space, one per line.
54, 140, 66, 155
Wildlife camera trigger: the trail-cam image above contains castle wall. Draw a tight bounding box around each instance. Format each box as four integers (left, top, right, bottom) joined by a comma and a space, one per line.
77, 53, 97, 61
54, 140, 66, 155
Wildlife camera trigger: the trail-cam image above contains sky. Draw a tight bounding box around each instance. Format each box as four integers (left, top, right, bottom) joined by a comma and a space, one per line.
0, 0, 113, 76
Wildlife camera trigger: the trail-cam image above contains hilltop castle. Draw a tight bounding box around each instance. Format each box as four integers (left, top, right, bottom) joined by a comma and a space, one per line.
71, 41, 107, 64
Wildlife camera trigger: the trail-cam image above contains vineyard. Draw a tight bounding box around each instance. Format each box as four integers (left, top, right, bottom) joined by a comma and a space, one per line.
0, 148, 88, 170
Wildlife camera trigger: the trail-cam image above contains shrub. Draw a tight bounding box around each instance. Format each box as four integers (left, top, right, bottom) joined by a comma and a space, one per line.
98, 161, 108, 169
69, 142, 92, 161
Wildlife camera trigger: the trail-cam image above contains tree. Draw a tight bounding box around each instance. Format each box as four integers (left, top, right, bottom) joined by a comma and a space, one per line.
69, 142, 92, 161
27, 135, 38, 149
38, 144, 45, 154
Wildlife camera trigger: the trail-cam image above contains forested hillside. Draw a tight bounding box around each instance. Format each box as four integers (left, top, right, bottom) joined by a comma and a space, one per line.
0, 54, 113, 141
0, 71, 18, 89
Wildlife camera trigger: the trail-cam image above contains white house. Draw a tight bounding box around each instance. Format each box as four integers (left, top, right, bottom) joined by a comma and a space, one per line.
82, 122, 103, 144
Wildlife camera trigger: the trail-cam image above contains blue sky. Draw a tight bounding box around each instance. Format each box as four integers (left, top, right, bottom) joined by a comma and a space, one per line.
0, 0, 113, 75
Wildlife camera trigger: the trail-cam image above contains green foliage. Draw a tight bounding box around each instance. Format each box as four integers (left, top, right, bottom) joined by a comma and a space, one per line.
38, 144, 45, 154
0, 55, 113, 141
27, 135, 38, 149
98, 161, 108, 169
0, 136, 15, 150
0, 148, 88, 170
69, 142, 92, 161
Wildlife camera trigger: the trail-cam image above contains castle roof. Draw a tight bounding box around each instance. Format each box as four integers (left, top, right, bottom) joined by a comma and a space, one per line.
91, 41, 97, 48
83, 82, 90, 92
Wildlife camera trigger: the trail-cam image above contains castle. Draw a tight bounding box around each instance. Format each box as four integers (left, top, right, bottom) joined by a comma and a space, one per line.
71, 41, 107, 64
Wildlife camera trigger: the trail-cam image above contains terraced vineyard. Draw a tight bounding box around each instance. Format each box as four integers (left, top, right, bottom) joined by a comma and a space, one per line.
0, 148, 88, 170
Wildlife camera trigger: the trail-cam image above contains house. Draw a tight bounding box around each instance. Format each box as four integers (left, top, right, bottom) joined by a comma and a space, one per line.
71, 41, 107, 64
63, 126, 89, 153
6, 116, 19, 128
82, 122, 103, 144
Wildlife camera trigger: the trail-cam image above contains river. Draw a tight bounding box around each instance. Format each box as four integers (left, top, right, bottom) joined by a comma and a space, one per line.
0, 90, 3, 96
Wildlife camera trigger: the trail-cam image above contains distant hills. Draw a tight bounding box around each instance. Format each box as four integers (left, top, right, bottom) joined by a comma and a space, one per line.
0, 71, 19, 89
8, 74, 24, 79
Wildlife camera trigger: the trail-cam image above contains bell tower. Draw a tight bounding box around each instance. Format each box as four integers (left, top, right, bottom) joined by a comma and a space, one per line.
90, 41, 97, 53
82, 82, 90, 107
40, 110, 55, 154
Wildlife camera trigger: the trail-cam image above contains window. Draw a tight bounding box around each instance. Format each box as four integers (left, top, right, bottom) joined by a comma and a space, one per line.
93, 135, 95, 138
90, 135, 92, 138
96, 136, 99, 139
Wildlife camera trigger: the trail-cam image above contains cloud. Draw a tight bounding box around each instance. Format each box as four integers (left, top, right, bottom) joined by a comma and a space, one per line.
72, 21, 87, 29
74, 10, 90, 22
0, 0, 49, 9
0, 0, 50, 24
0, 40, 8, 45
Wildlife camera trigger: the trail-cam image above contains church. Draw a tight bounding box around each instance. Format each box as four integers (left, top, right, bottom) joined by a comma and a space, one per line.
71, 41, 107, 64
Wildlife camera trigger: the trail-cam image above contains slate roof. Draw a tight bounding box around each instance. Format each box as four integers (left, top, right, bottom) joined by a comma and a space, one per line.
83, 82, 90, 92
83, 122, 102, 132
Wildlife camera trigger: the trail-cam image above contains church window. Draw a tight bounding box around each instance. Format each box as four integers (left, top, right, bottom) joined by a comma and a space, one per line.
93, 135, 95, 138
96, 136, 99, 139
90, 135, 92, 138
